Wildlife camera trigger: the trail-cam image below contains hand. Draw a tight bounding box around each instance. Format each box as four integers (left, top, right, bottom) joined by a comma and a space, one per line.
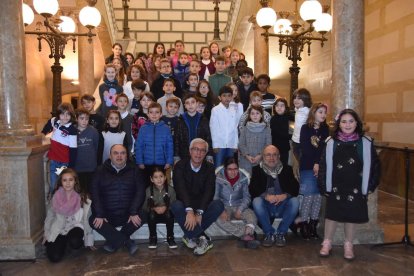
93, 217, 108, 229
246, 155, 255, 163
139, 164, 145, 169
164, 164, 171, 170
273, 194, 287, 205
234, 210, 242, 220
219, 210, 229, 221
254, 155, 262, 163
184, 211, 197, 231
128, 215, 142, 227
196, 214, 202, 225
265, 194, 277, 204
154, 206, 167, 214
313, 164, 319, 177
88, 246, 98, 251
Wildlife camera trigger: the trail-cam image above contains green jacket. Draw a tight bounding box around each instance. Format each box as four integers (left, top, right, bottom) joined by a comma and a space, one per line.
209, 73, 232, 96
143, 184, 176, 212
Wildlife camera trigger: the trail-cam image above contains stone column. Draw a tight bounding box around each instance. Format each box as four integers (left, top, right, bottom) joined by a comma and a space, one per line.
329, 0, 383, 244
78, 23, 95, 97
249, 16, 269, 75
0, 1, 49, 260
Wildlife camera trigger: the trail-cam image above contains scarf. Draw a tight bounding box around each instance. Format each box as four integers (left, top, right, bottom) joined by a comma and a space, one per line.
260, 161, 283, 179
225, 170, 240, 187
52, 187, 81, 216
246, 121, 266, 133
103, 78, 119, 88
337, 131, 360, 142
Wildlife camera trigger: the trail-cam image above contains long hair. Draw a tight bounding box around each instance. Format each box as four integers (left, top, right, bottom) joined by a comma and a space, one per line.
334, 108, 365, 138
104, 110, 122, 132
196, 80, 217, 105
152, 42, 166, 58
148, 167, 170, 210
306, 103, 328, 128
272, 98, 289, 116
293, 88, 312, 108
53, 168, 88, 205
112, 57, 125, 85
127, 64, 147, 82
226, 82, 240, 103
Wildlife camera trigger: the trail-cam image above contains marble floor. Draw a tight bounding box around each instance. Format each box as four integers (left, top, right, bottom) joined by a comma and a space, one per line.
1, 190, 414, 276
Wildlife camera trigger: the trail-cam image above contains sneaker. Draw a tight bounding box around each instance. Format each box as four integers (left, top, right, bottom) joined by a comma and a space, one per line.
102, 242, 116, 253
148, 236, 157, 249
262, 234, 275, 247
182, 236, 197, 249
242, 234, 255, 242
125, 239, 138, 256
343, 241, 355, 261
274, 233, 286, 247
193, 236, 213, 256
167, 237, 178, 249
319, 239, 332, 257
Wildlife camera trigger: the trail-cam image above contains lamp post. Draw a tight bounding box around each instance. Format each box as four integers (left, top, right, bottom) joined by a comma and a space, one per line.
210, 0, 222, 41
122, 0, 130, 39
256, 0, 332, 108
23, 0, 101, 116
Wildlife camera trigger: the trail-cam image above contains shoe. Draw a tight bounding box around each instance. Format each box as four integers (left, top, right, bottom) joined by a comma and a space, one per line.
103, 242, 116, 253
167, 237, 177, 249
319, 239, 332, 257
182, 236, 197, 249
193, 236, 213, 256
245, 239, 261, 249
241, 234, 255, 242
125, 239, 138, 256
299, 221, 310, 240
344, 241, 355, 261
274, 233, 286, 247
309, 219, 321, 240
148, 236, 157, 249
262, 234, 275, 247
289, 222, 299, 236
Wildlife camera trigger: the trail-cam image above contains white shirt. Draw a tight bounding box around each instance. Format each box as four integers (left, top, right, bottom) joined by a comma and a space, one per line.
292, 106, 310, 143
210, 102, 241, 149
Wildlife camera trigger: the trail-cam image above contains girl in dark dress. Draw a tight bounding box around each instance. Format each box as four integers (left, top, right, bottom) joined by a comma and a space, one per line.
270, 98, 291, 166
318, 109, 380, 260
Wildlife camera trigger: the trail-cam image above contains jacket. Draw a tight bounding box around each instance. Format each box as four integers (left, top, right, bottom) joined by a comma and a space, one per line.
90, 160, 145, 225
151, 74, 183, 100
44, 199, 94, 246
143, 184, 177, 212
135, 120, 174, 166
237, 82, 258, 111
210, 103, 241, 149
214, 166, 251, 212
209, 73, 232, 96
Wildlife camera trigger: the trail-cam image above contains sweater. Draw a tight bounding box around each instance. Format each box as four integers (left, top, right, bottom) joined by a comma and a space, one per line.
209, 73, 232, 97
261, 93, 276, 114
42, 118, 77, 167
120, 111, 134, 153
135, 120, 174, 166
238, 109, 271, 132
210, 103, 241, 149
151, 74, 183, 100
299, 124, 329, 170
98, 128, 127, 164
89, 113, 105, 133
75, 125, 99, 172
270, 114, 291, 155
98, 81, 124, 118
199, 59, 216, 81
292, 106, 310, 143
131, 110, 148, 140
173, 62, 190, 88
157, 95, 184, 116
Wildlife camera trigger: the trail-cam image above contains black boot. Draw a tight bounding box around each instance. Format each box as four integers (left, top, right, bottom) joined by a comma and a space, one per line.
309, 219, 321, 240
299, 221, 310, 240
289, 222, 299, 236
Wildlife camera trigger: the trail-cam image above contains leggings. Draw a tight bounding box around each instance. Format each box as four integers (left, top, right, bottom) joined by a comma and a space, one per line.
45, 227, 83, 263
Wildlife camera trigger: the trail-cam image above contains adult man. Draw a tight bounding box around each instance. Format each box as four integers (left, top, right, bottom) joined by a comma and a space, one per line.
89, 144, 145, 255
249, 145, 299, 247
171, 138, 224, 256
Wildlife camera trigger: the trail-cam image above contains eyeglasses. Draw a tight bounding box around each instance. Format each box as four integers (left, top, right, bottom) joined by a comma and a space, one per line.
263, 153, 279, 158
161, 65, 171, 69
190, 147, 207, 154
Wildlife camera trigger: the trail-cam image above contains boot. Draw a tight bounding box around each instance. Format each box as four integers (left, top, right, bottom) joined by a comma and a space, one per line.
319, 239, 332, 257
344, 241, 355, 261
309, 219, 321, 240
299, 221, 310, 240
289, 222, 299, 236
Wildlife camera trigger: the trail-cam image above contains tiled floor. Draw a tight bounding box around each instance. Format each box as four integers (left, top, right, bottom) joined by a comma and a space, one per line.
1, 190, 413, 276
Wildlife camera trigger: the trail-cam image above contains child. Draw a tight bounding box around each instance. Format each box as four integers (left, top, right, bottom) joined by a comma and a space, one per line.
228, 82, 244, 117
270, 98, 291, 166
238, 91, 271, 131
143, 167, 177, 249
80, 94, 105, 132
74, 108, 99, 193
98, 110, 127, 164
196, 96, 207, 115
151, 58, 183, 100
195, 80, 217, 119
43, 168, 93, 263
173, 52, 190, 88
183, 73, 199, 97
225, 49, 241, 82
147, 54, 162, 86
297, 103, 329, 240
210, 86, 242, 167
209, 41, 220, 62
256, 74, 276, 114
116, 94, 134, 155
132, 91, 154, 140
130, 79, 147, 115
124, 64, 150, 105
209, 56, 232, 97
171, 40, 192, 67
136, 102, 174, 187
125, 52, 135, 67
236, 67, 257, 111
238, 106, 272, 174
157, 78, 184, 116
42, 103, 77, 194
221, 45, 232, 66
112, 57, 127, 86
318, 109, 380, 260
174, 94, 213, 163
105, 42, 128, 69
98, 64, 123, 118
291, 88, 313, 163
161, 97, 181, 138
199, 46, 215, 81
182, 60, 201, 91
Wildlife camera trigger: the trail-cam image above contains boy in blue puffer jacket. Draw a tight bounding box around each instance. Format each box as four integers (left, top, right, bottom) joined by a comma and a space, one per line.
136, 102, 173, 187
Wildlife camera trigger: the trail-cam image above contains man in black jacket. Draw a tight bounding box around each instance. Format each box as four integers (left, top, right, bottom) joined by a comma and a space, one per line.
89, 144, 145, 255
171, 138, 224, 256
250, 145, 299, 247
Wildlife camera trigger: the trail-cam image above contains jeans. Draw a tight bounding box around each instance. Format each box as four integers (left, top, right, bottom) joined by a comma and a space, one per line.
252, 196, 299, 235
214, 148, 235, 168
299, 170, 320, 195
45, 227, 83, 263
49, 160, 69, 193
170, 200, 224, 239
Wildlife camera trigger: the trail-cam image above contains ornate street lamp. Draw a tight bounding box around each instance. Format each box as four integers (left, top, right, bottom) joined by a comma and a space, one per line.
210, 0, 223, 41
256, 0, 332, 107
23, 0, 101, 116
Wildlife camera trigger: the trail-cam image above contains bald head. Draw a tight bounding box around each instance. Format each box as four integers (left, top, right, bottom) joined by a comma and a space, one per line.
110, 144, 127, 168
262, 145, 280, 168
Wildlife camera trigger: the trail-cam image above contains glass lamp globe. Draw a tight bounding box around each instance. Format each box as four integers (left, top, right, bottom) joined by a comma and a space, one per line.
58, 16, 76, 33
256, 7, 277, 28
274, 18, 292, 34
79, 6, 101, 28
22, 3, 35, 26
300, 0, 322, 22
33, 0, 59, 17
314, 13, 332, 33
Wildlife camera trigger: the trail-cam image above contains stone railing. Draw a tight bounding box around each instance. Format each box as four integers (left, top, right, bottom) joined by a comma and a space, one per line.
97, 0, 119, 44
223, 0, 242, 42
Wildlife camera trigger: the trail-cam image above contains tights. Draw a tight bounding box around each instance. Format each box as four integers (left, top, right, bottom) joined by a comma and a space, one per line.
299, 194, 322, 222
323, 219, 356, 243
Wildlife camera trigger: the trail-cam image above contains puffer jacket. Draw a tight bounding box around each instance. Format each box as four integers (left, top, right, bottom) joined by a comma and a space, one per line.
90, 160, 145, 225
214, 166, 251, 212
135, 120, 174, 166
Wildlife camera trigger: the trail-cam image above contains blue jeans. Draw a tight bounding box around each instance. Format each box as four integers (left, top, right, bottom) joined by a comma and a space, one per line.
299, 170, 320, 195
49, 160, 69, 193
170, 200, 224, 239
252, 196, 299, 235
214, 148, 235, 168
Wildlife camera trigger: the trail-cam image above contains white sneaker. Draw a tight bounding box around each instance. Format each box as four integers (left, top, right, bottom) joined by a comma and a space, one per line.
193, 236, 213, 256
182, 236, 197, 249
